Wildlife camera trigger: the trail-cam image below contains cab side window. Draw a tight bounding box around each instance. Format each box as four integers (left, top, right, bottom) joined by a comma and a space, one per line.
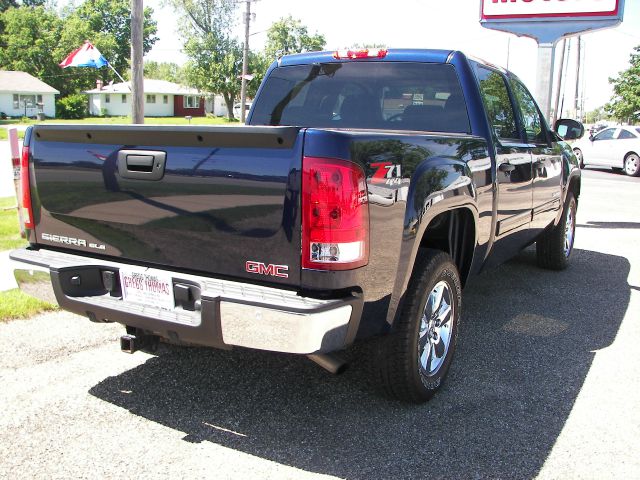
510, 79, 547, 144
474, 65, 519, 141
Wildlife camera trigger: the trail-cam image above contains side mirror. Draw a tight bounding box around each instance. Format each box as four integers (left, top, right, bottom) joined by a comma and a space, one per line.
554, 118, 584, 141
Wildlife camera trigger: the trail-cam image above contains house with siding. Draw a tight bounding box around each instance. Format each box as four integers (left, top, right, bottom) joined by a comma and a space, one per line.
0, 71, 60, 118
85, 79, 205, 117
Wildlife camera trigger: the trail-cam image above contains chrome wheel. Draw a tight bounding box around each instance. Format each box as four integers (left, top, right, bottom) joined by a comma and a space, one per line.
624, 154, 639, 176
564, 202, 575, 258
418, 281, 454, 377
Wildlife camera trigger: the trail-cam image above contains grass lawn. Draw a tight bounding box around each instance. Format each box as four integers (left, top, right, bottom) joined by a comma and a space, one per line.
0, 196, 27, 251
0, 196, 57, 321
0, 289, 57, 322
0, 127, 25, 141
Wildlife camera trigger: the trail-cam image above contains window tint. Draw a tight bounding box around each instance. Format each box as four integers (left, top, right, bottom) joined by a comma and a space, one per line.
617, 129, 637, 139
511, 79, 546, 144
636, 128, 640, 136
473, 65, 518, 140
251, 62, 470, 133
594, 128, 615, 141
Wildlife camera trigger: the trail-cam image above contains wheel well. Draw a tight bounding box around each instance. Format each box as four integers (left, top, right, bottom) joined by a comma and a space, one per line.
418, 209, 475, 286
625, 151, 638, 159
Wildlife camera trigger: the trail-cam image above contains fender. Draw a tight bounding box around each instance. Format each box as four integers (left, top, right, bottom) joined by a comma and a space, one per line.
386, 156, 481, 330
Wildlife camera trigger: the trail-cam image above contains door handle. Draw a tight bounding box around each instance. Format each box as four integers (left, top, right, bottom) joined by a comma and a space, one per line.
117, 149, 167, 180
499, 163, 516, 173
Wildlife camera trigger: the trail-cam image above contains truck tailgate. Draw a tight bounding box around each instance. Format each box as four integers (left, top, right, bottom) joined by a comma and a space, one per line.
29, 125, 303, 286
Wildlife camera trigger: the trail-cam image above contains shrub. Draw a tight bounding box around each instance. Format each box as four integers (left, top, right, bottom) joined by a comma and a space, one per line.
56, 94, 88, 119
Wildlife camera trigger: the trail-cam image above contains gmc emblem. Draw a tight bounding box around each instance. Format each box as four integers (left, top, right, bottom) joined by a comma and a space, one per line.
245, 261, 289, 278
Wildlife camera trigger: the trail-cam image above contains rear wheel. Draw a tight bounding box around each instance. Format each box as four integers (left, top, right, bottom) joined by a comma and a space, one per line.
536, 192, 576, 270
574, 148, 584, 169
624, 153, 640, 177
374, 249, 462, 403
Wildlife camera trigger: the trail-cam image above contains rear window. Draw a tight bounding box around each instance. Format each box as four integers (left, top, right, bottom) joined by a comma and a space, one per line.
251, 62, 470, 134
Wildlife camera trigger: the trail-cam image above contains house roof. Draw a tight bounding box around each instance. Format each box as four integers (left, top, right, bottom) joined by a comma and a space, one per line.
0, 71, 60, 94
85, 79, 200, 95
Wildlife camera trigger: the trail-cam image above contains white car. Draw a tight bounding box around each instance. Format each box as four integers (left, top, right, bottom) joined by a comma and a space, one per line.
233, 102, 252, 119
572, 125, 640, 176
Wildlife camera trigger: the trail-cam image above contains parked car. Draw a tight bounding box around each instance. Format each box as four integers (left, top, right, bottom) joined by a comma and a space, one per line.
233, 102, 252, 119
11, 49, 581, 403
573, 125, 640, 176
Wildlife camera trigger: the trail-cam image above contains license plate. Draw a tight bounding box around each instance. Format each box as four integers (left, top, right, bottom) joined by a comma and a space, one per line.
119, 267, 175, 311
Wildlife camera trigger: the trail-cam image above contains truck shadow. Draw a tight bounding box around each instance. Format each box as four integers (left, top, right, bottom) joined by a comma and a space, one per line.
89, 247, 630, 479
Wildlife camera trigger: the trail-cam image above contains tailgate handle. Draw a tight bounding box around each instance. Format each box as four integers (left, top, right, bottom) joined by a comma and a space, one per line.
117, 150, 167, 180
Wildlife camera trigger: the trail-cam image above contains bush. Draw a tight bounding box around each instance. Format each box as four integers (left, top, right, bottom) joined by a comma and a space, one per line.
56, 94, 88, 119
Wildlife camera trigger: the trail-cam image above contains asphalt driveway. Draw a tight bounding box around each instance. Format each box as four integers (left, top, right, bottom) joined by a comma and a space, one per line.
1, 167, 638, 479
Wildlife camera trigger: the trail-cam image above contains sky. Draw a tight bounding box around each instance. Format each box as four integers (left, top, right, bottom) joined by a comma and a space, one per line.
145, 0, 640, 114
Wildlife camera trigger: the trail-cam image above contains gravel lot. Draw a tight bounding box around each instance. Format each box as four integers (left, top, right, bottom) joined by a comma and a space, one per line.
1, 167, 638, 479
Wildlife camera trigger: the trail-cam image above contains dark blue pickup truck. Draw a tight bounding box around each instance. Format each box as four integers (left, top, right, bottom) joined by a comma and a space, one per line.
11, 49, 582, 402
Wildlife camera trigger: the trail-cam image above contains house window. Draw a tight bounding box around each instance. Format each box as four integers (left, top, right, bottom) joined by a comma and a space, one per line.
183, 95, 199, 109
105, 94, 111, 103
122, 94, 127, 103
146, 94, 156, 104
163, 95, 168, 104
12, 94, 38, 110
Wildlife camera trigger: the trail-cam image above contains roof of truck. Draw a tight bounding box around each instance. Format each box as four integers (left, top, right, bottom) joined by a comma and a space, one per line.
277, 49, 458, 67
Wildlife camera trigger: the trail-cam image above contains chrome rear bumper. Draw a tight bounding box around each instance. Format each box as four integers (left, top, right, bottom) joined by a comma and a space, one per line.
10, 248, 362, 354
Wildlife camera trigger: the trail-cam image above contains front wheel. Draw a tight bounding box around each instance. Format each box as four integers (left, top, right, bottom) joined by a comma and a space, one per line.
374, 249, 462, 403
624, 153, 640, 177
536, 192, 577, 270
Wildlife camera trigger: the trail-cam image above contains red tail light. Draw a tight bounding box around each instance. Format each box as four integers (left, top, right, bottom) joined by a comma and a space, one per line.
333, 48, 387, 60
20, 145, 34, 229
302, 156, 369, 270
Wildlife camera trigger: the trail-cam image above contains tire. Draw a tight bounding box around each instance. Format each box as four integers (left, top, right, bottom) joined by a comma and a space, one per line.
374, 249, 462, 403
623, 153, 640, 177
574, 148, 584, 169
536, 192, 577, 270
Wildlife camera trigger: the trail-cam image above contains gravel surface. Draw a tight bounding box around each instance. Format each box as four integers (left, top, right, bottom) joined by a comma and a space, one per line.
0, 167, 638, 479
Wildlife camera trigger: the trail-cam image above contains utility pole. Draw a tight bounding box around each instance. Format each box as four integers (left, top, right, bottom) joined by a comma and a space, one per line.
240, 0, 251, 123
553, 39, 567, 126
131, 0, 144, 124
574, 36, 582, 120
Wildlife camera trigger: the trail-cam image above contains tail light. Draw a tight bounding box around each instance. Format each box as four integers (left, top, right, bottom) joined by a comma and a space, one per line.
302, 156, 369, 270
20, 145, 34, 229
333, 48, 387, 60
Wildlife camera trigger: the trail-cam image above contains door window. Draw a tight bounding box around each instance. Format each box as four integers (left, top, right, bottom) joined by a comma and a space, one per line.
510, 79, 546, 144
473, 65, 519, 141
593, 128, 616, 141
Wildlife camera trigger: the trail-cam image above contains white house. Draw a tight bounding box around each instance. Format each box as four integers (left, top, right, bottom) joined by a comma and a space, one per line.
85, 79, 205, 117
0, 71, 60, 118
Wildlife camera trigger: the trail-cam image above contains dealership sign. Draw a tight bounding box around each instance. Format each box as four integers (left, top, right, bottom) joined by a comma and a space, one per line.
481, 0, 621, 20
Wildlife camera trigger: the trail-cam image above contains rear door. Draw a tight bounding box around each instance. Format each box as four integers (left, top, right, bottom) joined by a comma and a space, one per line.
510, 78, 563, 231
474, 64, 533, 254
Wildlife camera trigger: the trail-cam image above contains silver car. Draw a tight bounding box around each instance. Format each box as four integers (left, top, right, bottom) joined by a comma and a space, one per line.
573, 125, 640, 176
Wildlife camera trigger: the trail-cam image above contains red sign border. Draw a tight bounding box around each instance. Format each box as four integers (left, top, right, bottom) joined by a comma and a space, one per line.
481, 0, 619, 20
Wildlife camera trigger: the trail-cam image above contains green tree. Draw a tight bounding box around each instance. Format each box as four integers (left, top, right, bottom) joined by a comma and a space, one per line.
144, 61, 185, 84
606, 45, 640, 122
0, 6, 63, 88
170, 0, 244, 119
72, 0, 158, 76
264, 16, 325, 60
184, 33, 243, 119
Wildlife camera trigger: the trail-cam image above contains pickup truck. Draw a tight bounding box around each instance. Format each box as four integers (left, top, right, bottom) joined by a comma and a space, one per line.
11, 49, 582, 403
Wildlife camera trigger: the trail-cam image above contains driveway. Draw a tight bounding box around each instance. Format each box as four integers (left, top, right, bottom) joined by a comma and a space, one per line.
0, 168, 638, 479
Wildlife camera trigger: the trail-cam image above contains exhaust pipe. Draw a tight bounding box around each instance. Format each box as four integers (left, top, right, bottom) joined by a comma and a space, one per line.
120, 332, 158, 354
307, 353, 348, 375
